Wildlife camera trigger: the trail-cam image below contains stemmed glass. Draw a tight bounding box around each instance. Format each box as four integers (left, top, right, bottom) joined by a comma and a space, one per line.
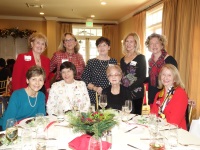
99, 94, 107, 111
6, 118, 18, 143
125, 100, 132, 115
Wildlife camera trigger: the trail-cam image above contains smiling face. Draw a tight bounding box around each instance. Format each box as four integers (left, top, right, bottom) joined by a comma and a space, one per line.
149, 37, 163, 55
31, 38, 46, 55
26, 75, 44, 92
160, 67, 175, 89
125, 35, 136, 53
107, 68, 122, 85
97, 42, 110, 56
61, 68, 74, 84
63, 34, 77, 52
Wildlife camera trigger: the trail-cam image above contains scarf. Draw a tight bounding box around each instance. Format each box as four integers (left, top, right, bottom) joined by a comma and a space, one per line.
149, 49, 167, 86
156, 86, 176, 119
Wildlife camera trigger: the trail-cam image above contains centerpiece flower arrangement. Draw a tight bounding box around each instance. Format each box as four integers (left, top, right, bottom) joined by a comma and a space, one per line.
67, 109, 118, 138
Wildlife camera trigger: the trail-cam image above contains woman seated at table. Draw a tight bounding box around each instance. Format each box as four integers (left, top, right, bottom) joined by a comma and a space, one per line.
102, 65, 132, 110
151, 64, 188, 130
0, 66, 46, 130
47, 61, 90, 115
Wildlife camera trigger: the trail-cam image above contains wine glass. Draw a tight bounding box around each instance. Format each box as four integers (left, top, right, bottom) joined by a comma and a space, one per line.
125, 100, 132, 115
6, 118, 18, 143
99, 94, 107, 111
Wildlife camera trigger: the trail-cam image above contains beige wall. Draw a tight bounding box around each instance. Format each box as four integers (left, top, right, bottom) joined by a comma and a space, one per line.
0, 19, 60, 59
118, 17, 134, 59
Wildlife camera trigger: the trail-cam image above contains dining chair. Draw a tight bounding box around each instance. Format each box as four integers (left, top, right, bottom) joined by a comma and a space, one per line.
0, 77, 9, 96
186, 99, 196, 131
0, 97, 4, 117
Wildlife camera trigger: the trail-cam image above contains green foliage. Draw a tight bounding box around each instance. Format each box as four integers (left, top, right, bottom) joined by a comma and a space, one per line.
0, 28, 36, 39
67, 109, 118, 138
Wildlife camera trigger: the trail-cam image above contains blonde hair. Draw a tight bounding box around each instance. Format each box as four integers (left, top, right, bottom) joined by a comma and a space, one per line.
122, 33, 141, 55
158, 64, 184, 89
58, 32, 80, 53
106, 65, 122, 78
145, 33, 167, 48
28, 33, 48, 49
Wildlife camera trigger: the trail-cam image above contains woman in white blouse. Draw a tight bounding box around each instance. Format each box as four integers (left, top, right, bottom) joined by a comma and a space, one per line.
47, 61, 90, 115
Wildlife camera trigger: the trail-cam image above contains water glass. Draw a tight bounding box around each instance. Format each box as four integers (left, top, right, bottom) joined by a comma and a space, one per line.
168, 124, 178, 147
21, 128, 33, 149
89, 104, 95, 113
6, 118, 18, 143
35, 113, 45, 125
125, 100, 132, 114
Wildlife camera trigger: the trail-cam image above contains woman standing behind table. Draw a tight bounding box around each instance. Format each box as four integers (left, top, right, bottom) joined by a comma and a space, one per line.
81, 37, 117, 105
47, 61, 90, 116
12, 33, 50, 94
151, 64, 188, 130
50, 32, 85, 81
145, 33, 177, 105
102, 65, 131, 110
120, 33, 146, 115
0, 66, 46, 130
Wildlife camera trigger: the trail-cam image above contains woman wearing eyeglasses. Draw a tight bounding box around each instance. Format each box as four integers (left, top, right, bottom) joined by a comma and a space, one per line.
102, 65, 131, 110
50, 32, 85, 81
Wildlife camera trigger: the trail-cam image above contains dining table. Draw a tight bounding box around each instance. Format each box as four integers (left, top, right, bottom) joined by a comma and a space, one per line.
0, 113, 200, 150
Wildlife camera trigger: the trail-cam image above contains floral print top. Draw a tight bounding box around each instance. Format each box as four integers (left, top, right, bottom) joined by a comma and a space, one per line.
120, 54, 146, 99
47, 80, 91, 115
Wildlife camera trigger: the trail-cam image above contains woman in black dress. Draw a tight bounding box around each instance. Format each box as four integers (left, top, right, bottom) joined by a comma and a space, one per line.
120, 33, 146, 115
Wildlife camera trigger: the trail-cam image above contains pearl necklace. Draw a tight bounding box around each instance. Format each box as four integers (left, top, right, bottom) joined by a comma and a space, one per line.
27, 93, 38, 107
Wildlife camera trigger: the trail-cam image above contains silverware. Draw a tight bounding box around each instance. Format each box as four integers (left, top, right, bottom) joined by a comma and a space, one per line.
127, 144, 141, 150
125, 126, 137, 133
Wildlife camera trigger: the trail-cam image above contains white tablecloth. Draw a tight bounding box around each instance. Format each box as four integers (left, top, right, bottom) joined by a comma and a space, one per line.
1, 115, 200, 150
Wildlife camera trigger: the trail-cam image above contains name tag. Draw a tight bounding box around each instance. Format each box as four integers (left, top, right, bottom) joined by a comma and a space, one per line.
62, 59, 69, 63
24, 55, 31, 61
130, 61, 137, 66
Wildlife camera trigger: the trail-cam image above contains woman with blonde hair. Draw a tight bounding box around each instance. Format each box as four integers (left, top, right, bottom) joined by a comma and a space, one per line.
120, 33, 146, 114
50, 32, 85, 81
151, 64, 188, 130
12, 33, 50, 94
102, 65, 131, 110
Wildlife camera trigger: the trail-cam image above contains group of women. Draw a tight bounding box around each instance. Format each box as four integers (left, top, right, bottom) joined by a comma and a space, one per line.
0, 31, 188, 131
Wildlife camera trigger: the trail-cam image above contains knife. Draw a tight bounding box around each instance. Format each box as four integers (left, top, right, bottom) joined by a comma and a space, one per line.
125, 126, 137, 133
127, 144, 141, 150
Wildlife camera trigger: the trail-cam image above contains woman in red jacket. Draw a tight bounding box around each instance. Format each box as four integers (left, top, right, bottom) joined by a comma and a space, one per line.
151, 64, 188, 130
12, 33, 50, 95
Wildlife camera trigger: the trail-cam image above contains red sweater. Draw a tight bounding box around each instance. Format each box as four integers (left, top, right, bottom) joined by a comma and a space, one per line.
12, 50, 50, 91
151, 87, 188, 130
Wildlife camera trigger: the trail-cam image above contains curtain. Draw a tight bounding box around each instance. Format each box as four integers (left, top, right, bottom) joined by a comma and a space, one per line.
132, 11, 146, 54
163, 0, 200, 118
60, 23, 72, 36
102, 25, 119, 62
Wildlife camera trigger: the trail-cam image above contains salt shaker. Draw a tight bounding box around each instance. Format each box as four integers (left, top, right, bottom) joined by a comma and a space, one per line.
106, 130, 112, 149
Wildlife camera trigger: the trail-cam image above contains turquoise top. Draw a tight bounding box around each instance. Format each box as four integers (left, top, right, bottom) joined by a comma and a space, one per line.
0, 88, 45, 130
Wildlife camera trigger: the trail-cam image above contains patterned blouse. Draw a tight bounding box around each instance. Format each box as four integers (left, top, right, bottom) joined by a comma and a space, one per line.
50, 51, 85, 80
46, 80, 90, 115
81, 58, 117, 104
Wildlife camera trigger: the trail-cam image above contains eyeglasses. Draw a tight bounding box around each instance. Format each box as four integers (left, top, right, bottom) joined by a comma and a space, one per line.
108, 74, 121, 77
64, 39, 75, 43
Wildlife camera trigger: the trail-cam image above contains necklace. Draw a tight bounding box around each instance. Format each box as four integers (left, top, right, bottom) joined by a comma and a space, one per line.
27, 93, 38, 107
99, 59, 109, 69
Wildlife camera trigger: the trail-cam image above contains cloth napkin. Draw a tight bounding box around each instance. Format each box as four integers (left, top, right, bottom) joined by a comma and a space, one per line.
68, 134, 111, 150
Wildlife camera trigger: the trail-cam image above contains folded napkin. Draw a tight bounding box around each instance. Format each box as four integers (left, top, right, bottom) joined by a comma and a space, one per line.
69, 134, 111, 150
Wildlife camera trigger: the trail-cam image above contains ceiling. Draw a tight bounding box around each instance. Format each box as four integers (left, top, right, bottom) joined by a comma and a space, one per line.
0, 0, 158, 24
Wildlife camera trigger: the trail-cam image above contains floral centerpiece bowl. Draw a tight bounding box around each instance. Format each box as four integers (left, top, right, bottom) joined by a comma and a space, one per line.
67, 109, 118, 138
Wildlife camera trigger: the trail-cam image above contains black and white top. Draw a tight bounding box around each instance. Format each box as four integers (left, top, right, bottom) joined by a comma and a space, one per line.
81, 58, 117, 104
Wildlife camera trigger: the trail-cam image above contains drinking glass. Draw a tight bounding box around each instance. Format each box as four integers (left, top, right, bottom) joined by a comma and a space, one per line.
125, 100, 132, 114
6, 118, 18, 143
99, 94, 107, 110
35, 113, 45, 125
89, 104, 96, 113
167, 124, 178, 148
88, 136, 102, 150
121, 105, 128, 122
